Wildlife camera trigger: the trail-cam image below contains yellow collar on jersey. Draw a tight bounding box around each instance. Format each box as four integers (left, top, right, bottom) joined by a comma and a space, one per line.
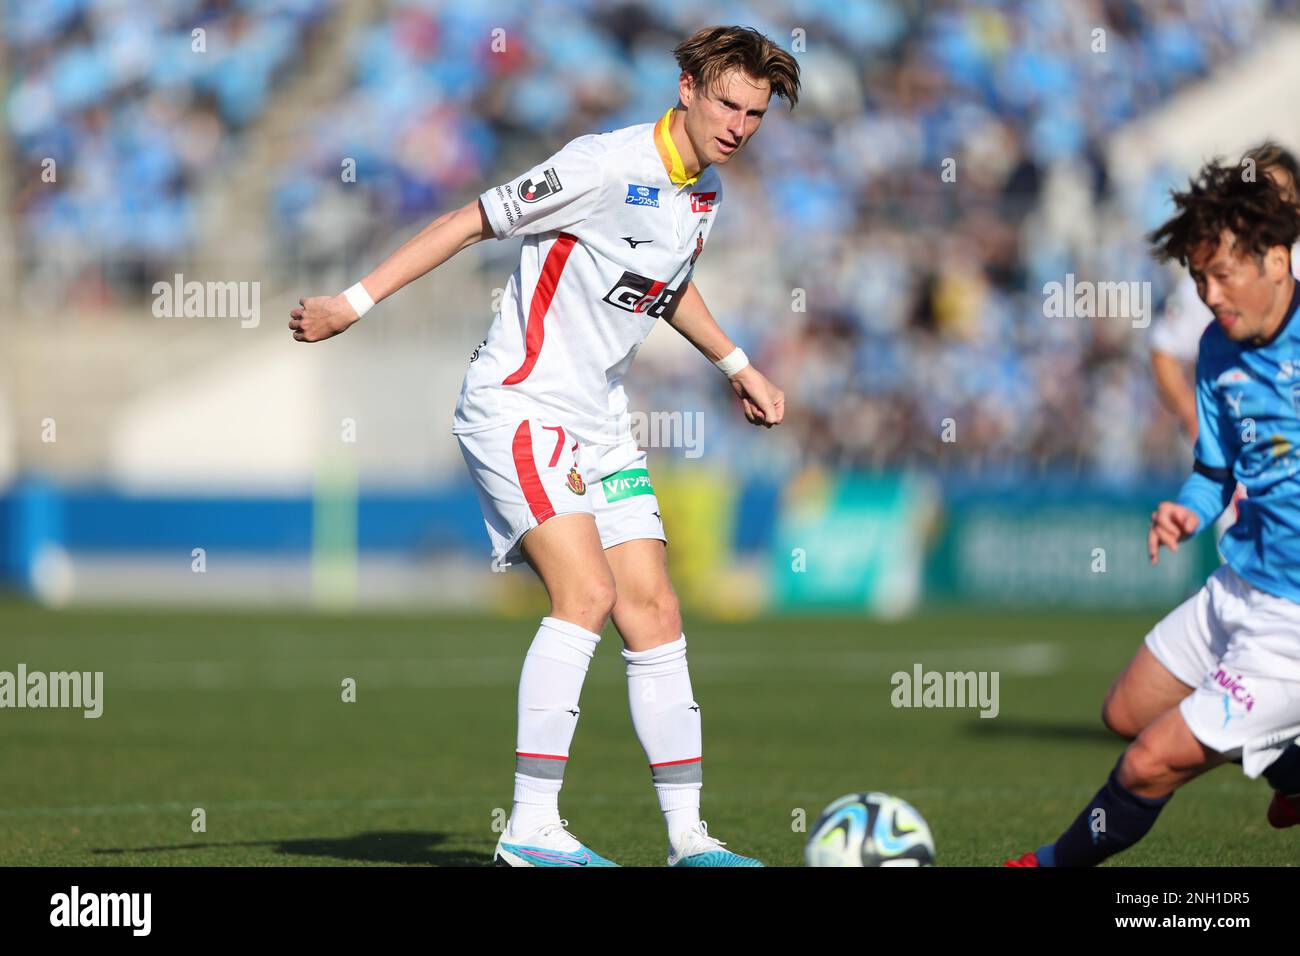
654, 107, 700, 187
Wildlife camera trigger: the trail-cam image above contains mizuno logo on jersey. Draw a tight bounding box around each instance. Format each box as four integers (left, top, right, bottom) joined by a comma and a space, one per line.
622, 237, 653, 248
625, 184, 660, 207
690, 191, 716, 213
519, 168, 562, 203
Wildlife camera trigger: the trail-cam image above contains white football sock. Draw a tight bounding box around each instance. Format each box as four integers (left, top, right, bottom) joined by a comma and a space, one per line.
508, 616, 601, 837
622, 635, 702, 850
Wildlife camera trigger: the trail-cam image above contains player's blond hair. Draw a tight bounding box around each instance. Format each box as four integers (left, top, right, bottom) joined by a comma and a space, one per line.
673, 26, 801, 108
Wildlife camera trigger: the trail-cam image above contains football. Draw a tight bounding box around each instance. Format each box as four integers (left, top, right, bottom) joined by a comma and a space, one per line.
805, 792, 936, 867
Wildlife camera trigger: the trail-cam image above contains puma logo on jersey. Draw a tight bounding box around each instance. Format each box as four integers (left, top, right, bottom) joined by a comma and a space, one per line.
622, 237, 654, 248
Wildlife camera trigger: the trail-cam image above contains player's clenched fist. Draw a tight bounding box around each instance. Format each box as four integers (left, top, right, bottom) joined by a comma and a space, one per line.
289, 294, 358, 343
729, 365, 785, 428
1147, 501, 1200, 565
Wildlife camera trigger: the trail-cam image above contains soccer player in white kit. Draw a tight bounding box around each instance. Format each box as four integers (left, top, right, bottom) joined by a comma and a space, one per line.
290, 26, 800, 866
1106, 143, 1300, 829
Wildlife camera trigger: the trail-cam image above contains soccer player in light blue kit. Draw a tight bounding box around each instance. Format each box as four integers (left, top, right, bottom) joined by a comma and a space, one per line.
1007, 158, 1300, 866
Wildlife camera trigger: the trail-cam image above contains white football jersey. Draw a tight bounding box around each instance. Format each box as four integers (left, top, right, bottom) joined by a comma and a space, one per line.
453, 108, 723, 445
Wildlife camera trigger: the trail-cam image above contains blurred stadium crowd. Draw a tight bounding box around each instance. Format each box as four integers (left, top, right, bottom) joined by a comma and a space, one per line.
5, 0, 1296, 479
6, 0, 334, 294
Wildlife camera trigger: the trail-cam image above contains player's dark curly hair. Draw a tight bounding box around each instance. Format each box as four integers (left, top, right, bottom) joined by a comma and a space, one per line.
1149, 155, 1300, 266
1243, 140, 1300, 191
673, 26, 801, 108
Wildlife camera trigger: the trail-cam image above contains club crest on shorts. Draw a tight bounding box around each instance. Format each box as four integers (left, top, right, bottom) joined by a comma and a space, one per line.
566, 467, 586, 495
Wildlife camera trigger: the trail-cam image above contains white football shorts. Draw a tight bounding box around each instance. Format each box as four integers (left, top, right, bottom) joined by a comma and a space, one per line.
456, 417, 665, 570
1144, 564, 1300, 777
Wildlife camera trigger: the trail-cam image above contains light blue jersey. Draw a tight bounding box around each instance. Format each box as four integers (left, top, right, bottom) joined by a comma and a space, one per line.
1176, 279, 1300, 603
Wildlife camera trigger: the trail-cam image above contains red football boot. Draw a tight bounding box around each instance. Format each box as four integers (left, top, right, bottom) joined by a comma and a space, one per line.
1267, 790, 1300, 829
1002, 851, 1040, 867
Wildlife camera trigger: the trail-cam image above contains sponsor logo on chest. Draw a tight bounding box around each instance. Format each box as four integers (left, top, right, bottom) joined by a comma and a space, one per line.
690, 191, 716, 213
625, 184, 660, 207
603, 272, 672, 315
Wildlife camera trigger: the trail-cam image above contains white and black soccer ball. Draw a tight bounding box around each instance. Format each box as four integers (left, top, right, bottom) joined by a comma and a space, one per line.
805, 792, 935, 867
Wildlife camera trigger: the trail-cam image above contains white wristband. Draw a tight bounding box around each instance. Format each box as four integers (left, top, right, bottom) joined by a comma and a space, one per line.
343, 282, 375, 319
714, 346, 749, 377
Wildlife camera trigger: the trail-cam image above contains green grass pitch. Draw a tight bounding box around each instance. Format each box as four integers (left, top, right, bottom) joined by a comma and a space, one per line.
1, 600, 1295, 866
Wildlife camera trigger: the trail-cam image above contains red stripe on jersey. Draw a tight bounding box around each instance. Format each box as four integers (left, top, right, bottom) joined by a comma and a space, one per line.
635, 280, 666, 313
503, 232, 578, 386
516, 751, 568, 761
649, 756, 702, 767
512, 421, 555, 523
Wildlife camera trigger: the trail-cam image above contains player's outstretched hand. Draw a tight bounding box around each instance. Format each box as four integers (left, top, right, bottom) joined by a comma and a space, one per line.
289, 294, 359, 343
729, 365, 785, 428
1147, 501, 1199, 565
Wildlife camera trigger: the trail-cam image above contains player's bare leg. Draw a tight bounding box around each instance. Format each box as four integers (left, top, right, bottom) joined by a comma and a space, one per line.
1101, 645, 1197, 740
521, 512, 616, 634
1117, 705, 1228, 798
492, 513, 620, 866
606, 538, 682, 651
605, 538, 761, 866
1096, 611, 1300, 827
1006, 706, 1226, 866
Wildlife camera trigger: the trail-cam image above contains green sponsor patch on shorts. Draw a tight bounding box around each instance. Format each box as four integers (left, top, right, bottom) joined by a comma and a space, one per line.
601, 468, 654, 502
